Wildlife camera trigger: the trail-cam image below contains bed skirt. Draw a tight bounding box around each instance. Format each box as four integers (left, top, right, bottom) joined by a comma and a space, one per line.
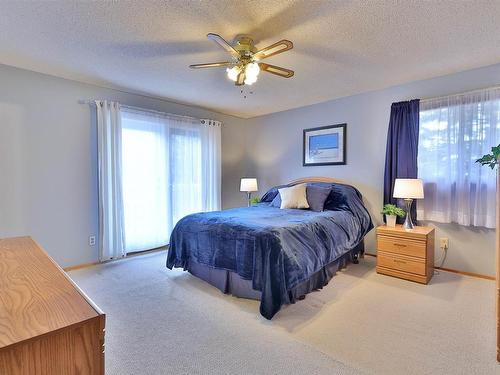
187, 241, 365, 305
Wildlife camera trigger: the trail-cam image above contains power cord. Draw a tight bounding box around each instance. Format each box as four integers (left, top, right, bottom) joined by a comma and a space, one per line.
434, 244, 448, 275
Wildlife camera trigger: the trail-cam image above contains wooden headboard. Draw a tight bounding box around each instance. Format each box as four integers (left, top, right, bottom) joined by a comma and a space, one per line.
287, 176, 343, 185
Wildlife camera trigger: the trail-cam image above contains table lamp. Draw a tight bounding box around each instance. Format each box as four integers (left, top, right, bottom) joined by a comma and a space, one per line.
240, 178, 258, 207
393, 178, 424, 230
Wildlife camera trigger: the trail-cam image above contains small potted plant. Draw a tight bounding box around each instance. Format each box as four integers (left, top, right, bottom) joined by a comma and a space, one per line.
250, 197, 260, 205
381, 204, 405, 227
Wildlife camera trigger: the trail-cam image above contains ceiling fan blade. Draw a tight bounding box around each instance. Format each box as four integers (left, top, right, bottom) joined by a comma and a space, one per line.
253, 40, 293, 61
207, 33, 240, 60
258, 63, 294, 78
236, 71, 246, 86
189, 62, 234, 69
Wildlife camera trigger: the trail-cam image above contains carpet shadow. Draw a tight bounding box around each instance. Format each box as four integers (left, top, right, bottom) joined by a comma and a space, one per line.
168, 258, 374, 332
266, 260, 374, 332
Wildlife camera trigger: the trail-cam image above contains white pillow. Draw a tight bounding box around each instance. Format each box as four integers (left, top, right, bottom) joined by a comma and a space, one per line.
278, 184, 309, 209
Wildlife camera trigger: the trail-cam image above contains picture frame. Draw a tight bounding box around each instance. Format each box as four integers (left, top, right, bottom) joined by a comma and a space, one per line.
303, 123, 346, 166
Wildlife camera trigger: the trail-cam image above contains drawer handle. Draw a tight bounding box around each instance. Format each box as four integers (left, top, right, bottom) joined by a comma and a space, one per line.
393, 243, 406, 247
393, 259, 407, 264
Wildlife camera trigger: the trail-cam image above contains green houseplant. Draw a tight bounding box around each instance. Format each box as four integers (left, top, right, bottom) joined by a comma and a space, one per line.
476, 145, 500, 169
250, 197, 260, 205
381, 204, 406, 227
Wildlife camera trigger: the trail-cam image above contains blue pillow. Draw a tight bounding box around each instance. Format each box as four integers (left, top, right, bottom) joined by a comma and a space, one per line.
270, 184, 331, 211
306, 185, 331, 212
270, 193, 281, 207
323, 185, 349, 211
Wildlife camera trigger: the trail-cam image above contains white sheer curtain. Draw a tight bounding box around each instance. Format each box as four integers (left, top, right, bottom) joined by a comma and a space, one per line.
417, 87, 500, 228
96, 100, 126, 261
120, 109, 221, 253
121, 110, 171, 252
200, 119, 222, 211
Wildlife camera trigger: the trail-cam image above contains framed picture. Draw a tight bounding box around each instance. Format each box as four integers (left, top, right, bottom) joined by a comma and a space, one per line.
303, 123, 346, 166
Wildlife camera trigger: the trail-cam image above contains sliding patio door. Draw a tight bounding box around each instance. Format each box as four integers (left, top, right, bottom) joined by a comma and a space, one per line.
120, 108, 220, 253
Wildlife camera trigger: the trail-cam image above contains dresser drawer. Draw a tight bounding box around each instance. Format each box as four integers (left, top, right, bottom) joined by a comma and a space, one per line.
377, 251, 426, 276
377, 235, 426, 258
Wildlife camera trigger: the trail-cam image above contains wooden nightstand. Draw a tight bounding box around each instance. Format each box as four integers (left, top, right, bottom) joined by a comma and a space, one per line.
376, 224, 435, 284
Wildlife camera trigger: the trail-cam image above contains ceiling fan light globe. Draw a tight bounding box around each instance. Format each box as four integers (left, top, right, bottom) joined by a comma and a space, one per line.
244, 75, 257, 85
226, 66, 240, 82
245, 62, 260, 78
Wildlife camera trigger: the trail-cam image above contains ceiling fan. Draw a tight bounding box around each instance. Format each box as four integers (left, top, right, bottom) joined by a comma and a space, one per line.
189, 33, 294, 86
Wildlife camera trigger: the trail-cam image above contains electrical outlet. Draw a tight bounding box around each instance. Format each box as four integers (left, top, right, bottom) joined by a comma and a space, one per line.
89, 235, 96, 246
440, 237, 449, 250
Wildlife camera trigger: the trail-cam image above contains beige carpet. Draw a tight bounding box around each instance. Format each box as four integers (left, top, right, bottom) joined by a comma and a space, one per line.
69, 252, 500, 375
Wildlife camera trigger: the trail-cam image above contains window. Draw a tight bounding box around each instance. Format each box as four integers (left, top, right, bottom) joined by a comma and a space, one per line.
120, 108, 220, 252
417, 88, 500, 228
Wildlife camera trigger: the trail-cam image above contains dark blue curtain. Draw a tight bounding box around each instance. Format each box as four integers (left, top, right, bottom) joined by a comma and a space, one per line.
383, 99, 420, 223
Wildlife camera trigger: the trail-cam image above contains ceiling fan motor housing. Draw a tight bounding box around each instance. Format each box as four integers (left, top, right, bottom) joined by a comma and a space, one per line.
234, 35, 257, 59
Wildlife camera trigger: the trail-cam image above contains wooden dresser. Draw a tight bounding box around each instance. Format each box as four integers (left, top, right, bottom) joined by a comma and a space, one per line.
0, 237, 105, 375
376, 225, 435, 284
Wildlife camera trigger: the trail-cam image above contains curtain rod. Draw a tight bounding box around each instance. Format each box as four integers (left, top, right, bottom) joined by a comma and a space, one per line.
421, 84, 500, 103
78, 99, 205, 123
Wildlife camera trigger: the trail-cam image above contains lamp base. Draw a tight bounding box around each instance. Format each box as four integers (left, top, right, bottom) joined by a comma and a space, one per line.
402, 198, 414, 230
246, 192, 251, 207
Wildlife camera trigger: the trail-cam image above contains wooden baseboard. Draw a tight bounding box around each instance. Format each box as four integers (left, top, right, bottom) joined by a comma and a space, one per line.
434, 266, 495, 281
364, 252, 494, 281
63, 261, 99, 272
63, 247, 167, 272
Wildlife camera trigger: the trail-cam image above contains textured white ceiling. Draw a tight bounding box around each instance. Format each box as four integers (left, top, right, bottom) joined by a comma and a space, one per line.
1, 1, 500, 118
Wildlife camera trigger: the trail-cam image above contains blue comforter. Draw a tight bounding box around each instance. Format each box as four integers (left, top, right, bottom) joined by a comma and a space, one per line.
166, 183, 373, 319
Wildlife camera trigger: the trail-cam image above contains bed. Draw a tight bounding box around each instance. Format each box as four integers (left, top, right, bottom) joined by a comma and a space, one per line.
166, 177, 373, 319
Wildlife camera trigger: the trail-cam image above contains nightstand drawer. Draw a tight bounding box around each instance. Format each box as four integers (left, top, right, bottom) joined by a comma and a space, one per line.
377, 235, 426, 258
377, 251, 426, 276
